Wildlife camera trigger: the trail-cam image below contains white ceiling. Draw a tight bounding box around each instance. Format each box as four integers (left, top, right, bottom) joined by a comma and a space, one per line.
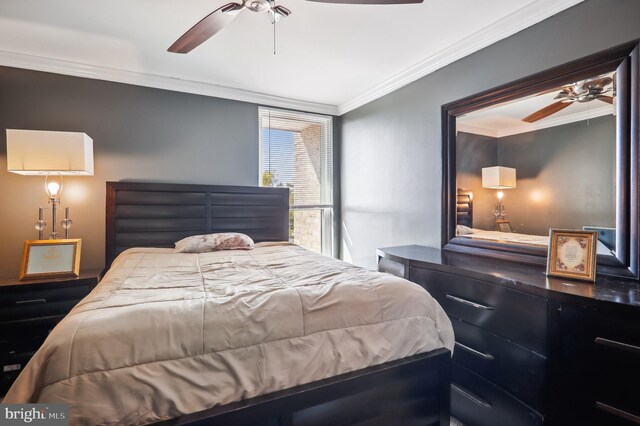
458, 72, 615, 138
0, 0, 583, 115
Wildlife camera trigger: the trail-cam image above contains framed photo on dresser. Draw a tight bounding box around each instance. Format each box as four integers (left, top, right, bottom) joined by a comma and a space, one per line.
546, 230, 597, 282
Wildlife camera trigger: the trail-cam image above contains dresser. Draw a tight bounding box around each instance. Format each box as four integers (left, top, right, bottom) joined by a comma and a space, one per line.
377, 245, 640, 426
0, 271, 101, 394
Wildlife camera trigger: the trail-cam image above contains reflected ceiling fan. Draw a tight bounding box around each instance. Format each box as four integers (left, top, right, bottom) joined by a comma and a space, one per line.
522, 76, 615, 123
168, 0, 423, 54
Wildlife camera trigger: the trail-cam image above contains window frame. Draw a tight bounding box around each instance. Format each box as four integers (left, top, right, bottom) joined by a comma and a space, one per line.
258, 107, 334, 256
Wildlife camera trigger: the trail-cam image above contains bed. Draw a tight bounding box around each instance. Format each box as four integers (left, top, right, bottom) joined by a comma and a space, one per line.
455, 190, 613, 255
457, 228, 550, 247
4, 182, 454, 426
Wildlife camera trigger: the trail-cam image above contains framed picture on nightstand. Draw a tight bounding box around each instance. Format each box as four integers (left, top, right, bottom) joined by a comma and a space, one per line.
496, 220, 513, 233
19, 239, 82, 281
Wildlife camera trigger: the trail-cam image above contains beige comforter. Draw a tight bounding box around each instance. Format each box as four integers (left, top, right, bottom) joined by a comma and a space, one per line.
5, 242, 454, 425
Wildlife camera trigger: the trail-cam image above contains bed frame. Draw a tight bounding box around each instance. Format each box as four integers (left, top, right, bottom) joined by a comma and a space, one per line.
105, 181, 451, 426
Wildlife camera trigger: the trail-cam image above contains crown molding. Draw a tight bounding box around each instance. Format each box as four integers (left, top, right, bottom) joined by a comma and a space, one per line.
456, 122, 499, 138
495, 105, 612, 138
0, 50, 339, 116
458, 105, 612, 139
337, 0, 585, 115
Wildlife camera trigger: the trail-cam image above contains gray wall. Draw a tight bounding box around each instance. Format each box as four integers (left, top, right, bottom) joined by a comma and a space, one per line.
498, 115, 616, 235
456, 132, 498, 231
0, 66, 259, 277
341, 0, 640, 268
457, 115, 616, 235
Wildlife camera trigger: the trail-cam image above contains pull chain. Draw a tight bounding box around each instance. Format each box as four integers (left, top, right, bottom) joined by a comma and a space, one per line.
273, 10, 276, 55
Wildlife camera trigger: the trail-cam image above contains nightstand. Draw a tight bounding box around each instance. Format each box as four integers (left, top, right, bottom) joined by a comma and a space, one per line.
0, 270, 101, 394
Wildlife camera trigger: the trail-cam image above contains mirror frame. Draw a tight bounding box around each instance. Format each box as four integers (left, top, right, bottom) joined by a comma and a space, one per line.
441, 40, 639, 280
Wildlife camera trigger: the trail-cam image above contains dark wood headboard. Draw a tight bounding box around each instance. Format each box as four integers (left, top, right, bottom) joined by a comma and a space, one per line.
105, 182, 289, 268
456, 189, 473, 228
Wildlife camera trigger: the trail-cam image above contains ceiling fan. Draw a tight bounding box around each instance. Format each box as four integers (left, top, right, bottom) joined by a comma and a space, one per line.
168, 0, 423, 54
522, 76, 615, 123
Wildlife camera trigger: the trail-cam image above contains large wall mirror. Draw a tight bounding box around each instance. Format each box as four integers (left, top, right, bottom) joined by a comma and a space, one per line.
442, 40, 639, 279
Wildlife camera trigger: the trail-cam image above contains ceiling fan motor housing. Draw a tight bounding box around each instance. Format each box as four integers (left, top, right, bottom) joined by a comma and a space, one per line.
246, 0, 272, 13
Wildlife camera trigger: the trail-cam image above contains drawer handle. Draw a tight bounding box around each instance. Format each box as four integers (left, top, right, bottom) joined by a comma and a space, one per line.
455, 342, 495, 360
446, 294, 494, 311
452, 384, 492, 408
15, 298, 47, 305
595, 337, 640, 356
596, 402, 640, 424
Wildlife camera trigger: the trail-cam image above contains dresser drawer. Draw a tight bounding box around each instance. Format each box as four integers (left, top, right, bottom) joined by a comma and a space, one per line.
451, 363, 543, 426
559, 303, 640, 424
451, 319, 546, 411
377, 257, 406, 278
592, 336, 640, 423
410, 268, 548, 354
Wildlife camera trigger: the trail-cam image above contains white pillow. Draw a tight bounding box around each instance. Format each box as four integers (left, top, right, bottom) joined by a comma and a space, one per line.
175, 233, 255, 253
456, 225, 474, 236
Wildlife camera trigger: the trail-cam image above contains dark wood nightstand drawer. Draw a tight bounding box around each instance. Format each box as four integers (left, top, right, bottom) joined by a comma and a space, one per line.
0, 272, 100, 394
1, 350, 37, 376
451, 363, 542, 426
0, 299, 82, 322
0, 283, 93, 307
1, 336, 49, 394
451, 319, 546, 411
410, 268, 548, 355
0, 315, 66, 341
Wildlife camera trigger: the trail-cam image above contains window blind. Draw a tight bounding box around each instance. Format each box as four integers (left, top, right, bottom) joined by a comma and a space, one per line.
258, 107, 333, 208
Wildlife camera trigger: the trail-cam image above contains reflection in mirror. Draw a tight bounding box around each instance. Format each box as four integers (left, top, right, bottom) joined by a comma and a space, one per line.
455, 71, 616, 257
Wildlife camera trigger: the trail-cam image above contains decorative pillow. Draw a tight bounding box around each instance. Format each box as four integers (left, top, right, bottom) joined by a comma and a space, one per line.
175, 233, 254, 253
456, 225, 474, 236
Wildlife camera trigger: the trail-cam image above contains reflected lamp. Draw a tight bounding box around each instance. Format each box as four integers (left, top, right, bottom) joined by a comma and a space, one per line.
482, 166, 516, 222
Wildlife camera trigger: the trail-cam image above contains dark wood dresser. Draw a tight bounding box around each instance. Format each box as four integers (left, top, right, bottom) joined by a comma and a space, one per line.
377, 245, 640, 426
0, 271, 101, 394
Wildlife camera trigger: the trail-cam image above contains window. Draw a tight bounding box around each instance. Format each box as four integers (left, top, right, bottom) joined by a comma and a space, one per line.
259, 107, 333, 256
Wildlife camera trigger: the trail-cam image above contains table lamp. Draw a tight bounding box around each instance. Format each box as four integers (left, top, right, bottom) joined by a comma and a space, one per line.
6, 129, 94, 239
482, 166, 516, 221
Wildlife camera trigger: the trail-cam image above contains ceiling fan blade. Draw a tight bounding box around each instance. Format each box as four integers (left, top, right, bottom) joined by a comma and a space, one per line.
168, 3, 242, 54
305, 0, 422, 4
522, 101, 573, 123
269, 5, 292, 23
583, 76, 613, 90
596, 95, 614, 104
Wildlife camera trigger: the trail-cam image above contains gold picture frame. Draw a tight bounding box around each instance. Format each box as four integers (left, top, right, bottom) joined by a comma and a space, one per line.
19, 239, 82, 281
546, 230, 597, 282
496, 220, 513, 233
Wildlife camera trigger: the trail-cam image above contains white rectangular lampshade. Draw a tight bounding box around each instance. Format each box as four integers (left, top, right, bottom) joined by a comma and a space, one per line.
6, 129, 94, 176
482, 166, 516, 189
